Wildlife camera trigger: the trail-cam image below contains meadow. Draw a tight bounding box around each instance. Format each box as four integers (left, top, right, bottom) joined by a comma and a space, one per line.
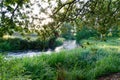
0, 37, 120, 80
1, 0, 120, 80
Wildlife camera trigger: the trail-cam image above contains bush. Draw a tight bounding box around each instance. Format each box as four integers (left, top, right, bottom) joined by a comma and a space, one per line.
76, 27, 98, 43
54, 37, 65, 47
60, 22, 75, 40
0, 38, 30, 51
0, 37, 65, 52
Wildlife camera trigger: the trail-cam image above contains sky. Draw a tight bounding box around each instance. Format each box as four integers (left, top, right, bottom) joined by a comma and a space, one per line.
0, 0, 87, 29
29, 0, 87, 26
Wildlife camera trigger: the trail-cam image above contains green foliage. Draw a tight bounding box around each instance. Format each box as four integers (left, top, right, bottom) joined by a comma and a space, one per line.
111, 26, 120, 37
0, 38, 39, 51
1, 37, 120, 80
76, 27, 98, 43
54, 37, 65, 47
0, 0, 120, 41
93, 54, 120, 79
60, 22, 75, 40
0, 38, 120, 80
22, 58, 56, 80
0, 0, 29, 36
1, 0, 120, 42
0, 55, 28, 80
0, 37, 65, 52
0, 38, 30, 51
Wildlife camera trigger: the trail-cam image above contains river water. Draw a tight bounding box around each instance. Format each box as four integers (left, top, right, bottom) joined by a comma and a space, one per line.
7, 40, 78, 58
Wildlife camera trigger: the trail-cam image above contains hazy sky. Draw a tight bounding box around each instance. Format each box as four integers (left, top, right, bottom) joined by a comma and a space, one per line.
0, 0, 87, 28
30, 0, 87, 26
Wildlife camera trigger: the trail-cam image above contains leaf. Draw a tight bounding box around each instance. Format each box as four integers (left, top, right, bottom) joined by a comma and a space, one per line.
7, 6, 14, 11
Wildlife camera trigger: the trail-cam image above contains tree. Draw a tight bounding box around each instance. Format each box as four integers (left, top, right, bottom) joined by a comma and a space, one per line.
50, 0, 120, 40
0, 0, 120, 40
0, 0, 29, 37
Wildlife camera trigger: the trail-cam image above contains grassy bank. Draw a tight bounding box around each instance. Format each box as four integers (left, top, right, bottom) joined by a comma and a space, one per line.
0, 37, 65, 52
0, 37, 120, 80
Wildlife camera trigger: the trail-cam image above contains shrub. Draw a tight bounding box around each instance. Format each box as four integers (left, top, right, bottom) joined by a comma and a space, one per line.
60, 22, 75, 40
0, 38, 29, 51
54, 37, 65, 47
0, 37, 65, 52
76, 27, 98, 43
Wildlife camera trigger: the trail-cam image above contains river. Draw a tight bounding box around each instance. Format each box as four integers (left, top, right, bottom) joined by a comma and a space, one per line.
6, 40, 78, 58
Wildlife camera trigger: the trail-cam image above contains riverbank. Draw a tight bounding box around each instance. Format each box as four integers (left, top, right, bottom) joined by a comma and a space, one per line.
0, 37, 120, 80
5, 40, 77, 58
0, 37, 65, 52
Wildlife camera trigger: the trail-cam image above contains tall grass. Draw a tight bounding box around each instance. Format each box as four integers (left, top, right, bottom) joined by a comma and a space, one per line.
0, 37, 120, 80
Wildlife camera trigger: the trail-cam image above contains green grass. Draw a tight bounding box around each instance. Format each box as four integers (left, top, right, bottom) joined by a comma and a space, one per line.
0, 37, 120, 80
80, 37, 120, 53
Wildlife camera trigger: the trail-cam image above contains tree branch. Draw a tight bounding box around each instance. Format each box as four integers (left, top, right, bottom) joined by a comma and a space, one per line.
53, 0, 76, 15
10, 0, 23, 20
